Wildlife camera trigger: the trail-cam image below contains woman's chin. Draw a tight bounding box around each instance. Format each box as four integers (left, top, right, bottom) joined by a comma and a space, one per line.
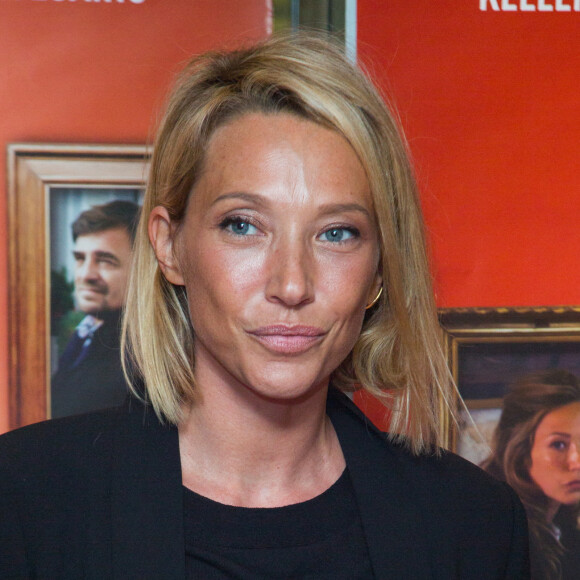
239, 373, 330, 405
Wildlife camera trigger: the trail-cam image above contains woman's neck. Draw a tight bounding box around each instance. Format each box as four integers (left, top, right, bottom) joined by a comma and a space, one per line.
545, 499, 562, 523
178, 374, 345, 508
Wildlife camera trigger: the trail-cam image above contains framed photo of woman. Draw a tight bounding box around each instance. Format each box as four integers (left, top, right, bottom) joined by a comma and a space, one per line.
439, 306, 580, 464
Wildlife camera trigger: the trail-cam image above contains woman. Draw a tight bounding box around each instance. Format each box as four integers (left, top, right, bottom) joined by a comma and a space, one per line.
482, 369, 580, 580
0, 33, 528, 578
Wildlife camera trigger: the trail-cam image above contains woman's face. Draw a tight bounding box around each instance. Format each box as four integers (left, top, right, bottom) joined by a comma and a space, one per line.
529, 401, 580, 506
154, 112, 381, 403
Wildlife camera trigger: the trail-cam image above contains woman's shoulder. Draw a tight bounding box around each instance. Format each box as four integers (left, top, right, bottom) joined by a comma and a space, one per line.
329, 388, 521, 509
0, 406, 121, 482
394, 434, 510, 493
396, 441, 521, 519
0, 398, 174, 486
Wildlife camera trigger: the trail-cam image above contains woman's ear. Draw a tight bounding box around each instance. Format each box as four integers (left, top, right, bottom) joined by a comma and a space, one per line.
148, 206, 185, 286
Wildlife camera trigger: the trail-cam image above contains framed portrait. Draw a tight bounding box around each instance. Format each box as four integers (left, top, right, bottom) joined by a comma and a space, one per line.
7, 144, 149, 429
439, 306, 580, 465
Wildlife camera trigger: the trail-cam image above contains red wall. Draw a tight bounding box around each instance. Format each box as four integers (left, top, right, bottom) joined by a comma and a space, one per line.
358, 0, 580, 308
0, 0, 269, 433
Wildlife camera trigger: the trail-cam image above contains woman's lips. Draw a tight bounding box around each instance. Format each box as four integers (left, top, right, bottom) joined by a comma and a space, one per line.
247, 325, 326, 354
565, 480, 580, 491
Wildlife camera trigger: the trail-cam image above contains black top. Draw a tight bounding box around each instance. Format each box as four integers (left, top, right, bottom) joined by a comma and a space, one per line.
183, 468, 373, 579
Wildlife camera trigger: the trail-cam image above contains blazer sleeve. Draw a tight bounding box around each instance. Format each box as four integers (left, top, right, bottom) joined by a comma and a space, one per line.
0, 456, 30, 579
502, 482, 531, 579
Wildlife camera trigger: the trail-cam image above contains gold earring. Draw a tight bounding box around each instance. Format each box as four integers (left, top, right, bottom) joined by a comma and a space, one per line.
365, 286, 383, 310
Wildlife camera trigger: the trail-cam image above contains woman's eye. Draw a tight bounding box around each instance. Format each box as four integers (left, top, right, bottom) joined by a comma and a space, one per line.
549, 440, 568, 451
320, 227, 358, 243
221, 218, 258, 236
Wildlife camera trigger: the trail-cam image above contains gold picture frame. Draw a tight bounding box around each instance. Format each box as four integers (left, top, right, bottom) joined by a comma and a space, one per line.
7, 144, 149, 429
439, 306, 580, 463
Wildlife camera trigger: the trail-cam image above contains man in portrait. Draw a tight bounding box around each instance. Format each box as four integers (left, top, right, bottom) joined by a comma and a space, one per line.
51, 200, 140, 418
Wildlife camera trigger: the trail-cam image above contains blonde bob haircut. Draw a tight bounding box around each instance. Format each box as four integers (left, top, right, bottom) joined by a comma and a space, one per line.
122, 32, 455, 454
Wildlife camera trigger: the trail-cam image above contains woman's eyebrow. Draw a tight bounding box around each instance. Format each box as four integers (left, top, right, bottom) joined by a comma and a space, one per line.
317, 203, 371, 219
211, 192, 268, 208
547, 432, 571, 438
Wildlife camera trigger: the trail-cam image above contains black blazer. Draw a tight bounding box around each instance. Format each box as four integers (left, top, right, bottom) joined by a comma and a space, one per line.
0, 390, 529, 579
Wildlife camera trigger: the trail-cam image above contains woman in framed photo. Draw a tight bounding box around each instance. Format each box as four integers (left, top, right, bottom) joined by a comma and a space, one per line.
482, 369, 580, 580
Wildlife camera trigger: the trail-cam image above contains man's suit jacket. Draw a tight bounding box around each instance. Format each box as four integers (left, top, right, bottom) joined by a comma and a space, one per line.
51, 311, 128, 418
0, 390, 529, 579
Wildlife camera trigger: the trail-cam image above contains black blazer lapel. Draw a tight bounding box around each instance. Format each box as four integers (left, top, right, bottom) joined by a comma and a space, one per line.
110, 399, 185, 579
327, 391, 434, 580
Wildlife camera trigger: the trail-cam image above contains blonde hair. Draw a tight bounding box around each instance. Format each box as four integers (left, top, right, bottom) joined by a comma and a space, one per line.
122, 32, 455, 454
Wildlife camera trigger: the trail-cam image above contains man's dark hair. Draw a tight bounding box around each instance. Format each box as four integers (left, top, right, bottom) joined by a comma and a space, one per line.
72, 200, 141, 245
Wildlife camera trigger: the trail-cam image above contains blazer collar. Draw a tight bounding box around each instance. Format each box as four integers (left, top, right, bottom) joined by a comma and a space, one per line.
327, 390, 434, 579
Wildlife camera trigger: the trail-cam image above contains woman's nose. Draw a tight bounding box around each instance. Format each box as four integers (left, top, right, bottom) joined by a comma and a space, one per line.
568, 442, 580, 471
265, 238, 314, 307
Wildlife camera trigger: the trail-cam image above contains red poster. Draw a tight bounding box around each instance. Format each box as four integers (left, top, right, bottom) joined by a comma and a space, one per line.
359, 1, 580, 307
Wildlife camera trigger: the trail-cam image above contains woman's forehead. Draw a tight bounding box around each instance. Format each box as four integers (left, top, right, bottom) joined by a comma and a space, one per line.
186, 112, 374, 215
536, 401, 580, 437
